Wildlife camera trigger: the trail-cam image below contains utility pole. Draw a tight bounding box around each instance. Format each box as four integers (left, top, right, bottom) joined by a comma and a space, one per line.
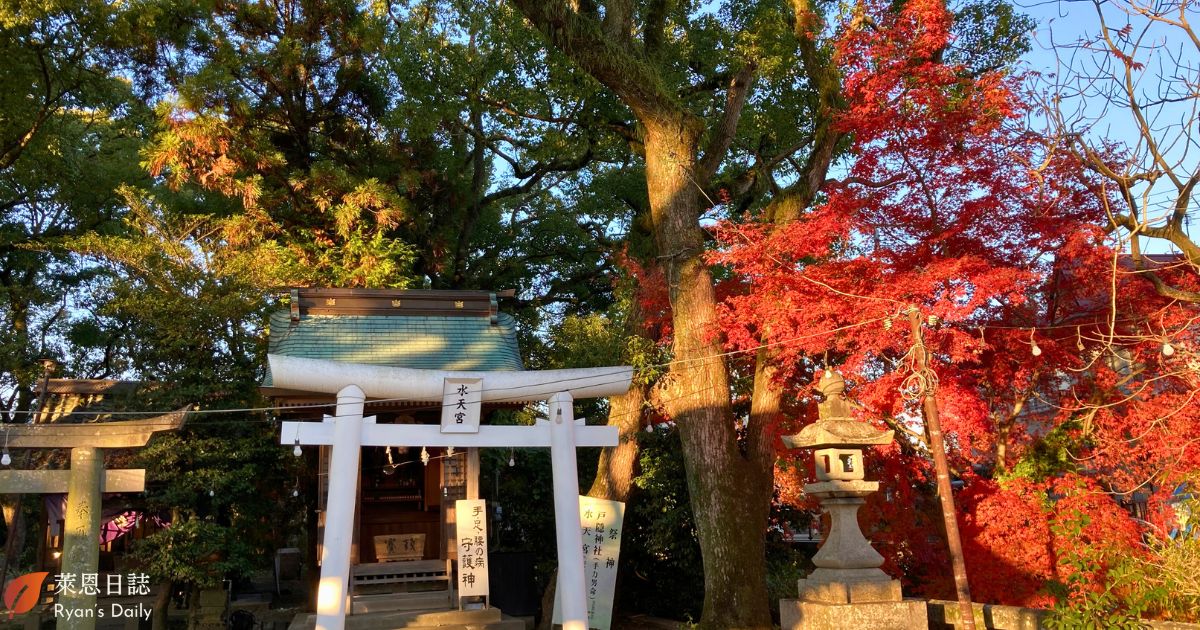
907, 306, 976, 630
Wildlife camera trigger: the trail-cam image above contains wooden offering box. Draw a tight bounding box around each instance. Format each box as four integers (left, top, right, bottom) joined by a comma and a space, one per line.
374, 533, 425, 562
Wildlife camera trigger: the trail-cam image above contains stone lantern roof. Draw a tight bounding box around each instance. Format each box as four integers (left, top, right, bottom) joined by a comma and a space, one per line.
782, 371, 892, 450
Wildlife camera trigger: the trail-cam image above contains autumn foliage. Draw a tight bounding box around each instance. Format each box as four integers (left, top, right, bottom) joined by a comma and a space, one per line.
711, 0, 1200, 613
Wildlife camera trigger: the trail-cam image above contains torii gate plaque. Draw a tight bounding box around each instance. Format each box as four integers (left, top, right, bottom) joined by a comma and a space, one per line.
270, 355, 632, 630
0, 413, 187, 630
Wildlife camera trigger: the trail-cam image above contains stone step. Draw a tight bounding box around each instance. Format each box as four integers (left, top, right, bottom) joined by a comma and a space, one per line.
288, 607, 525, 630
352, 591, 453, 615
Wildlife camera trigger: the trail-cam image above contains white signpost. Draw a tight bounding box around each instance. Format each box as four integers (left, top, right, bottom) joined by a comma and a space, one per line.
271, 355, 632, 630
454, 499, 489, 604
553, 496, 625, 630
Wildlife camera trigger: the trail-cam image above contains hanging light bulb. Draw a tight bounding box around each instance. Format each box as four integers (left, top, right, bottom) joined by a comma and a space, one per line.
508, 448, 515, 467
1163, 342, 1176, 356
1, 451, 10, 467
208, 489, 215, 497
446, 446, 455, 457
292, 487, 300, 498
293, 439, 302, 457
1030, 329, 1042, 357
420, 447, 430, 466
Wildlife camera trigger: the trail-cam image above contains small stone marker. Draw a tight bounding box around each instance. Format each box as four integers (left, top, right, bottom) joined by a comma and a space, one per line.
553, 496, 625, 630
455, 499, 489, 604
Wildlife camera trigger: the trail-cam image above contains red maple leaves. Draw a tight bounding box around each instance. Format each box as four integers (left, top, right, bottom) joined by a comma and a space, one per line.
712, 0, 1199, 610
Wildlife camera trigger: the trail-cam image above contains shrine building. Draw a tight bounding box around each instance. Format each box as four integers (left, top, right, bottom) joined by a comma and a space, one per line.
260, 288, 524, 611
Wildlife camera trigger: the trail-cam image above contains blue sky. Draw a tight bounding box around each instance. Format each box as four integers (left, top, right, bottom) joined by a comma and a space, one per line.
1018, 1, 1198, 253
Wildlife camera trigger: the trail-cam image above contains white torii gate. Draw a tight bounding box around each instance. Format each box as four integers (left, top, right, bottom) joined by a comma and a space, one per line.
270, 355, 633, 630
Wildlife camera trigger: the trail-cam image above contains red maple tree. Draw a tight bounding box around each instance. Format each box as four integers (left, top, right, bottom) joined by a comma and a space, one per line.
710, 0, 1199, 611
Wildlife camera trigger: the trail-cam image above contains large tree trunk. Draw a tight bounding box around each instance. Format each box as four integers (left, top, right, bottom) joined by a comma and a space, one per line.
586, 386, 645, 502
644, 119, 772, 629
506, 5, 784, 625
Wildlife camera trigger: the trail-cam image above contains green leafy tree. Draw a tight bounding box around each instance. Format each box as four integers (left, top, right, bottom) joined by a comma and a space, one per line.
126, 0, 630, 297
0, 0, 150, 581
65, 187, 297, 627
0, 0, 147, 414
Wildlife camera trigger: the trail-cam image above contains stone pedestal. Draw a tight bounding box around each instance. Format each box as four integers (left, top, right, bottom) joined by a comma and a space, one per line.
780, 598, 929, 630
798, 569, 902, 604
781, 481, 927, 629
807, 488, 882, 570
188, 589, 228, 630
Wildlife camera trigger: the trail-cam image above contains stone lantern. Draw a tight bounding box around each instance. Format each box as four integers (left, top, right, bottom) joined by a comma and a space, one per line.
779, 370, 927, 629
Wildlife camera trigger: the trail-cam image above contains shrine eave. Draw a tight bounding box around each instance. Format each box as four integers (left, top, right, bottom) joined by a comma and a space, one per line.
260, 387, 527, 412
268, 355, 633, 402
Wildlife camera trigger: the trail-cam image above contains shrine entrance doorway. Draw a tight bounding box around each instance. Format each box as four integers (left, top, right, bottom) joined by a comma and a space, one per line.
307, 415, 484, 613
352, 444, 460, 561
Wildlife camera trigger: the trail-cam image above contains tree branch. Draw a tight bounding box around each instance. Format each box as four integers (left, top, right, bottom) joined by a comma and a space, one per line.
696, 62, 756, 181
512, 0, 678, 120
643, 0, 669, 57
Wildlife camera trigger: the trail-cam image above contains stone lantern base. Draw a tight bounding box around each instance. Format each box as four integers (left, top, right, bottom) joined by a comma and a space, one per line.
798, 568, 902, 604
780, 598, 929, 630
781, 565, 929, 629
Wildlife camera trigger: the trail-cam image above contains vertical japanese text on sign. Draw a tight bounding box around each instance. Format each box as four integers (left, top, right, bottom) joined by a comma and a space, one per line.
553, 497, 625, 630
455, 498, 489, 600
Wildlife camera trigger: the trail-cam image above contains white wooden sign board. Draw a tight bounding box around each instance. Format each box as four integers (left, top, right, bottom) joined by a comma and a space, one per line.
455, 499, 489, 601
553, 496, 625, 630
440, 377, 482, 433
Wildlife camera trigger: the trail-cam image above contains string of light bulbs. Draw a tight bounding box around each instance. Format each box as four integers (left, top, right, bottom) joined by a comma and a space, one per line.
0, 306, 1193, 430
0, 314, 891, 421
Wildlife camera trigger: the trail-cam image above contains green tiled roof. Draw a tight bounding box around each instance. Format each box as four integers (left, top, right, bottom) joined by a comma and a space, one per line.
264, 311, 523, 385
